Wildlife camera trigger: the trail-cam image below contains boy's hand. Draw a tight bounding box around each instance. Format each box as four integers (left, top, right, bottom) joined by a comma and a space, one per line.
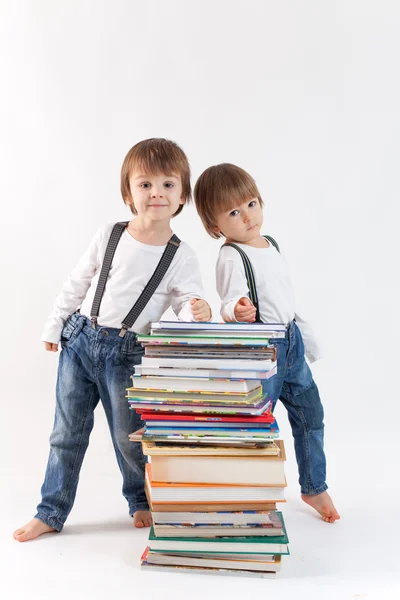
190, 298, 212, 322
44, 342, 58, 352
234, 297, 256, 322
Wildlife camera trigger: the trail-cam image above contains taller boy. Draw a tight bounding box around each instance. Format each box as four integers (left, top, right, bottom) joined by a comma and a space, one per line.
14, 139, 211, 542
194, 163, 339, 523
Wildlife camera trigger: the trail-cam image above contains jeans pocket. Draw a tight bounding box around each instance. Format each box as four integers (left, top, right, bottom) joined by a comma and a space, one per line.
119, 344, 144, 370
60, 313, 82, 347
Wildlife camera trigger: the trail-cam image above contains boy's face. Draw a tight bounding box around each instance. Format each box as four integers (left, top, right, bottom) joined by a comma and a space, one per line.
127, 171, 184, 220
213, 197, 264, 244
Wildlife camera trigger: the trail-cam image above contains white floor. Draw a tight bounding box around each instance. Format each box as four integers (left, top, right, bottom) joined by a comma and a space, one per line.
2, 419, 400, 600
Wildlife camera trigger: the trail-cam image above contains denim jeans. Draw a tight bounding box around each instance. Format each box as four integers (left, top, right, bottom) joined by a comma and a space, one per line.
35, 313, 148, 531
263, 320, 327, 496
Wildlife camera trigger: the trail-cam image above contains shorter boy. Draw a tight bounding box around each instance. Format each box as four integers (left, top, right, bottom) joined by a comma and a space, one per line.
194, 163, 339, 523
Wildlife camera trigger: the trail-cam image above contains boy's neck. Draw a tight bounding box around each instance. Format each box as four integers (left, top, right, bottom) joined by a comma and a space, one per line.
226, 235, 269, 248
127, 217, 174, 246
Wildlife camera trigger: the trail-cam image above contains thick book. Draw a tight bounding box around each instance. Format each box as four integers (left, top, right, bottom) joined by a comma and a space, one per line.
131, 376, 262, 393
133, 365, 277, 380
141, 356, 277, 371
141, 547, 281, 573
149, 439, 286, 485
148, 523, 289, 554
145, 464, 287, 503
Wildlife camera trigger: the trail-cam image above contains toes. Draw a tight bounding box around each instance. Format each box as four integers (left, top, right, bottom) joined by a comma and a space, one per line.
13, 528, 25, 539
134, 520, 144, 528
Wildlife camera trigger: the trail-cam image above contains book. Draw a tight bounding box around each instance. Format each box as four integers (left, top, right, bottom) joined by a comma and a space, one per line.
153, 524, 284, 537
148, 523, 289, 554
148, 439, 286, 485
140, 356, 277, 371
140, 430, 279, 445
141, 547, 281, 572
140, 411, 274, 422
137, 335, 277, 347
142, 440, 280, 456
128, 396, 272, 415
151, 321, 286, 333
133, 365, 277, 380
140, 562, 277, 578
145, 464, 287, 503
151, 510, 280, 525
147, 498, 279, 512
152, 511, 284, 537
131, 376, 262, 393
126, 387, 263, 403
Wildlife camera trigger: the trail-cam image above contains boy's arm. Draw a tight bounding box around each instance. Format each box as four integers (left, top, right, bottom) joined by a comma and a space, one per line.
41, 228, 104, 344
294, 312, 323, 363
216, 251, 253, 322
170, 252, 211, 322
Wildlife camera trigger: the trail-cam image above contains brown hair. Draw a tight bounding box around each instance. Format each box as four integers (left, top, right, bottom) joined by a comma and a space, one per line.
121, 138, 191, 217
194, 163, 263, 239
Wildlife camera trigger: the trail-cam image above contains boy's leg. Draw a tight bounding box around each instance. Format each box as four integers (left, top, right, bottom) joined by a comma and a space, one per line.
96, 331, 150, 526
280, 322, 339, 522
14, 317, 100, 541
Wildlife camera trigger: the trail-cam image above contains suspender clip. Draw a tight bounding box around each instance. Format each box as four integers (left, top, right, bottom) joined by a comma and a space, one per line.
91, 317, 97, 329
119, 326, 127, 338
168, 240, 180, 247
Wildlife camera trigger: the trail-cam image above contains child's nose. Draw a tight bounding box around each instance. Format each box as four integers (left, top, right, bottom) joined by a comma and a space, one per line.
151, 189, 163, 198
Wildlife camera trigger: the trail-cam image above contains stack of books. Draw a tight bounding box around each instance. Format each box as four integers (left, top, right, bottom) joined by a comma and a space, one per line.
128, 321, 289, 578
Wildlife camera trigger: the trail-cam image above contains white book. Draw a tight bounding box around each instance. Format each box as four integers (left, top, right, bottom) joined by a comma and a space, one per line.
141, 563, 277, 578
151, 511, 277, 525
151, 320, 285, 332
133, 366, 277, 380
141, 357, 277, 371
131, 375, 262, 393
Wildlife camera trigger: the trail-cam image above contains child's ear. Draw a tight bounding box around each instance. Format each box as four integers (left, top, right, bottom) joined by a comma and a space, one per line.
212, 225, 221, 233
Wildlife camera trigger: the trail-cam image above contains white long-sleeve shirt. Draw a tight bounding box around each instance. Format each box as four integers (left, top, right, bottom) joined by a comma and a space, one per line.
42, 223, 205, 343
216, 242, 323, 363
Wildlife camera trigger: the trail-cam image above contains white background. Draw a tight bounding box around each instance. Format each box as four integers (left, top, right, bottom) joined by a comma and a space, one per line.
1, 1, 399, 598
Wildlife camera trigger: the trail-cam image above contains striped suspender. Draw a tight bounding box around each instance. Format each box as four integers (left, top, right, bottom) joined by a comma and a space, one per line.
222, 235, 280, 323
118, 233, 180, 337
90, 222, 181, 337
90, 222, 128, 326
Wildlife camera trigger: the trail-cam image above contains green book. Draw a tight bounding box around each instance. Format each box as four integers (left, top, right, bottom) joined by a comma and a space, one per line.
148, 522, 289, 555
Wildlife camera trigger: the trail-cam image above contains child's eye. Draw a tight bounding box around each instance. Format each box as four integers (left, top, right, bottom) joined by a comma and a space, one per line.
140, 182, 151, 189
164, 182, 174, 188
229, 210, 239, 217
249, 200, 257, 208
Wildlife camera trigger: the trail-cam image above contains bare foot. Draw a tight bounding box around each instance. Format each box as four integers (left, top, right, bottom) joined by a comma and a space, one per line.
301, 491, 340, 523
13, 518, 56, 542
133, 510, 152, 528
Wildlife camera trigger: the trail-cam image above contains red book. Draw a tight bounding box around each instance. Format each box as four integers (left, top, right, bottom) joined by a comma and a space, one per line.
139, 412, 274, 424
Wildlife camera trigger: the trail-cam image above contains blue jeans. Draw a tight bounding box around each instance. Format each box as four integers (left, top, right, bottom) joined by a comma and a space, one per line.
35, 313, 149, 531
263, 320, 327, 496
